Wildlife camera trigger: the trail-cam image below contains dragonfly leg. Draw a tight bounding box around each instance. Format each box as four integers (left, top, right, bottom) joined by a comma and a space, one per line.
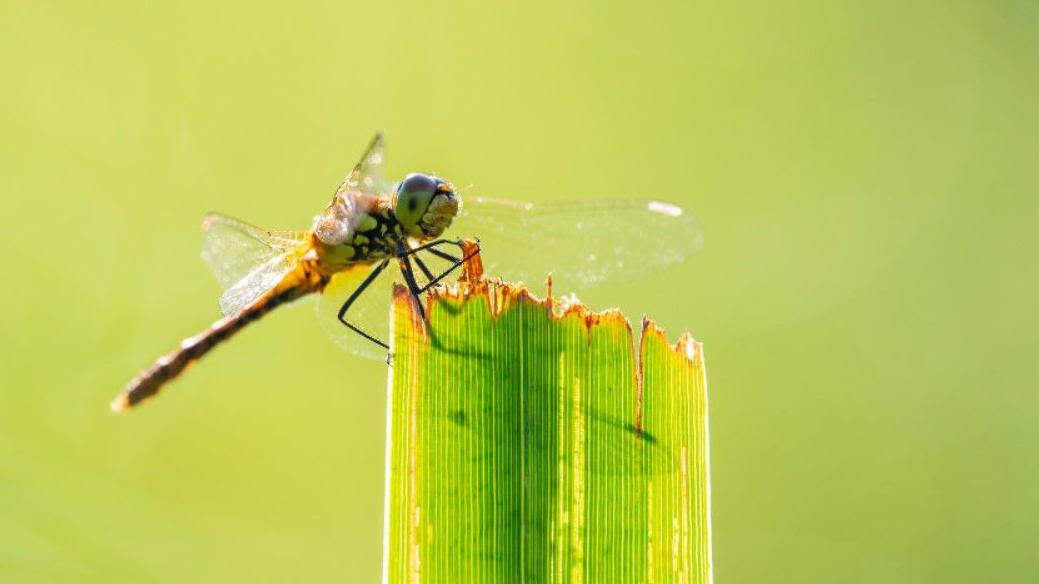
397, 237, 481, 287
417, 242, 482, 293
404, 239, 470, 289
397, 253, 428, 322
411, 254, 437, 283
393, 238, 482, 325
426, 247, 460, 262
404, 238, 471, 256
337, 258, 391, 350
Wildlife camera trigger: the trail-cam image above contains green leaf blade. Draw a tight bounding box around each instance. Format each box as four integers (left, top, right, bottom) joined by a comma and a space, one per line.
385, 258, 711, 583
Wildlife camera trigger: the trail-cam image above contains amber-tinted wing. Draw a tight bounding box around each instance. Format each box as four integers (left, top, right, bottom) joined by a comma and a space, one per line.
200, 213, 310, 315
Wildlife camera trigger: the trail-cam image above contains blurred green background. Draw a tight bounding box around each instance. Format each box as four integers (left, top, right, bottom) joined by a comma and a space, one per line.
1, 0, 1036, 581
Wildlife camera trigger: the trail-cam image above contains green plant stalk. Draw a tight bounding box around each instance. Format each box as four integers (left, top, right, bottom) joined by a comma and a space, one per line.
384, 255, 711, 583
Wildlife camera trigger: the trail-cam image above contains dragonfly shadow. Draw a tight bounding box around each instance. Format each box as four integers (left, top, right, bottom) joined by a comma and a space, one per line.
587, 407, 658, 445
448, 409, 468, 427
585, 406, 676, 477
428, 384, 676, 478
427, 326, 494, 362
418, 302, 677, 477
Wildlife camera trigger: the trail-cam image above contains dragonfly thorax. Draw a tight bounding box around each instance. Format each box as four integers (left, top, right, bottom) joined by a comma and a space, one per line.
313, 205, 401, 269
311, 173, 460, 271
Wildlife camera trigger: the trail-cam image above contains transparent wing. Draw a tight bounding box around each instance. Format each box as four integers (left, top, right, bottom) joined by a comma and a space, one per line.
200, 213, 310, 315
446, 198, 703, 292
315, 261, 401, 361
314, 133, 396, 245
333, 132, 392, 198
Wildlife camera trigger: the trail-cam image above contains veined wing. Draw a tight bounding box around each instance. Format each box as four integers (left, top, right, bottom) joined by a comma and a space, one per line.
447, 198, 703, 292
315, 261, 399, 360
200, 213, 310, 315
335, 132, 391, 197
314, 133, 396, 245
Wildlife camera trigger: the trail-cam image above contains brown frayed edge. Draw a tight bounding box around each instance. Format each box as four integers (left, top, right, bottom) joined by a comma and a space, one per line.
410, 240, 700, 363
641, 319, 703, 366
392, 284, 428, 341
426, 240, 632, 331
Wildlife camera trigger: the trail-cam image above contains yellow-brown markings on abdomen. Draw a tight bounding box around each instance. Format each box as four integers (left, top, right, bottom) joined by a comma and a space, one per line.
111, 267, 326, 412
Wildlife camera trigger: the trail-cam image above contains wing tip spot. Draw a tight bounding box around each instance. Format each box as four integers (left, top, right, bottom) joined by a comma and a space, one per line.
648, 201, 683, 217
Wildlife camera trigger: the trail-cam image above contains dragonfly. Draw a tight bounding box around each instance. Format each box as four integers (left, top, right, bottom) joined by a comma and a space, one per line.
111, 134, 703, 412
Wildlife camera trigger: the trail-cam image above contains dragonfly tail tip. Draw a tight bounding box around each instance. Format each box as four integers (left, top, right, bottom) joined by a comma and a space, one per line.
110, 394, 131, 414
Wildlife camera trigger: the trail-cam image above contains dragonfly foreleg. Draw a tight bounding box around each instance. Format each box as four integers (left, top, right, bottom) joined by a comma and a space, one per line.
337, 258, 391, 350
405, 238, 464, 254
411, 254, 437, 283
423, 246, 461, 263
397, 238, 476, 288
404, 242, 464, 290
393, 238, 482, 326
416, 243, 482, 293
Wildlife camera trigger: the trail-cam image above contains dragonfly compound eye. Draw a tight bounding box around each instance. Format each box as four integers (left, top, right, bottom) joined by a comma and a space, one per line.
395, 173, 459, 238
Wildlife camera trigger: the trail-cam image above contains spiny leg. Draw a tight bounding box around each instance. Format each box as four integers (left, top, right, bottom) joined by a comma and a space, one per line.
417, 243, 481, 293
395, 238, 471, 319
333, 240, 479, 358
400, 238, 476, 290
337, 258, 391, 350
408, 243, 482, 355
412, 254, 437, 283
406, 238, 464, 254
397, 253, 427, 322
407, 243, 462, 290
384, 246, 468, 365
424, 245, 462, 263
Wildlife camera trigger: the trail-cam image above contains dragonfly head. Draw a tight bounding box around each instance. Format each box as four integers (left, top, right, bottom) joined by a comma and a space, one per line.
394, 173, 460, 239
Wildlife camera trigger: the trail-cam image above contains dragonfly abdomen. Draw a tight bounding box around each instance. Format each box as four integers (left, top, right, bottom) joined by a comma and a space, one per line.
111, 274, 317, 412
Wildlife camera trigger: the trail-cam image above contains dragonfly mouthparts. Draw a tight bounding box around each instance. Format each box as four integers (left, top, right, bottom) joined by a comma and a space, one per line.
419, 191, 460, 237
